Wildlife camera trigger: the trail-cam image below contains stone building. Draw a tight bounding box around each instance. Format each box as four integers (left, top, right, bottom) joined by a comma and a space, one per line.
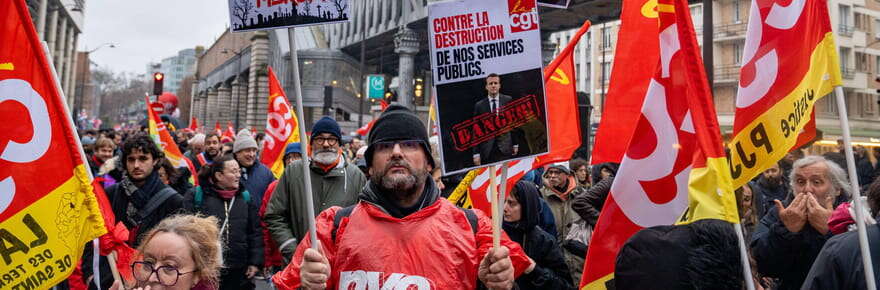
25, 0, 85, 111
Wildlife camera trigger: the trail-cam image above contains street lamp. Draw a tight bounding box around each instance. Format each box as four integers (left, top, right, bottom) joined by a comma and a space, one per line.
221, 48, 245, 129
76, 42, 115, 128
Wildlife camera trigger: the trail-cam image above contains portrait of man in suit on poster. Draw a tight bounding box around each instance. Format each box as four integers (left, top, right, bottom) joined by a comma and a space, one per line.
472, 73, 519, 166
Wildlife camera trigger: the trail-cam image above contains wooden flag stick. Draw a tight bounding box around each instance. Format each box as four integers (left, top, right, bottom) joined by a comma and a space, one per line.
287, 27, 319, 249
489, 165, 501, 249
107, 251, 124, 287
497, 162, 509, 246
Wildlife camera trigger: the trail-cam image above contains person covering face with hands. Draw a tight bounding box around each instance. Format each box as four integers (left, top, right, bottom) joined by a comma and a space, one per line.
271, 105, 530, 290
750, 155, 850, 290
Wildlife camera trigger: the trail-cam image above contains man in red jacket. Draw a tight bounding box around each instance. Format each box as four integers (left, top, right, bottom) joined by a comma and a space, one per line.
272, 105, 531, 290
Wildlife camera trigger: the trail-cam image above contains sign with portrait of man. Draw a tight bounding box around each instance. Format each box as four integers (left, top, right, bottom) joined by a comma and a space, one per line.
429, 0, 549, 174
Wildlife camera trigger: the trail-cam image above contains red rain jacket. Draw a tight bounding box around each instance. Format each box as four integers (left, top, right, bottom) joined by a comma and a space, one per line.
271, 198, 530, 289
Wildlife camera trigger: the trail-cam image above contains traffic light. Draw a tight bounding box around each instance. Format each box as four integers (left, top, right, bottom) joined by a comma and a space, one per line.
152, 72, 165, 96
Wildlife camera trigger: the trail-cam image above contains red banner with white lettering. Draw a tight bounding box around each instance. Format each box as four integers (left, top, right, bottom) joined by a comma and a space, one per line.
261, 67, 301, 179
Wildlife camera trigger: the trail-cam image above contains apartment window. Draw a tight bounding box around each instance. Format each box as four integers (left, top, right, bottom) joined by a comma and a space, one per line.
840, 5, 853, 32
840, 47, 853, 78
875, 55, 880, 75
601, 62, 612, 83
733, 0, 741, 23
875, 19, 880, 38
855, 13, 871, 32
601, 27, 612, 49
733, 42, 743, 65
690, 4, 703, 30
856, 52, 869, 72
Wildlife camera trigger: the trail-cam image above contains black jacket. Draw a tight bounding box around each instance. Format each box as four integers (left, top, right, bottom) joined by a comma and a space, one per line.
82, 171, 184, 289
504, 181, 574, 290
802, 223, 880, 289
185, 183, 264, 269
571, 176, 614, 227
240, 162, 275, 208
749, 196, 843, 290
750, 177, 790, 220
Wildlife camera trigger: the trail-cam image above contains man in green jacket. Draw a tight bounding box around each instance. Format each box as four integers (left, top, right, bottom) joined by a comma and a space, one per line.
264, 116, 367, 262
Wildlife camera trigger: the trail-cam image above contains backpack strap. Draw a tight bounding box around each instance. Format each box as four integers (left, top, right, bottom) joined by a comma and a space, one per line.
137, 187, 178, 222
459, 208, 479, 236
194, 186, 203, 210
331, 205, 356, 242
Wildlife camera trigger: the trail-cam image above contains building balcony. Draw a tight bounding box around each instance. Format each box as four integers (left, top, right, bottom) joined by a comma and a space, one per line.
714, 65, 740, 84
842, 67, 856, 79
713, 22, 747, 41
839, 24, 855, 37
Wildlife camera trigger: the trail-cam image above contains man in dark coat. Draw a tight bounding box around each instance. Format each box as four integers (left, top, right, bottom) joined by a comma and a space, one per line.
572, 162, 618, 227
504, 180, 574, 289
233, 132, 275, 207
472, 73, 518, 166
750, 161, 790, 219
750, 156, 851, 290
82, 133, 185, 289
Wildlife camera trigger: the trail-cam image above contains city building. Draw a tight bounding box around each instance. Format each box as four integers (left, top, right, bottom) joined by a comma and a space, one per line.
25, 0, 85, 111
189, 27, 366, 133
146, 48, 198, 95
549, 0, 880, 150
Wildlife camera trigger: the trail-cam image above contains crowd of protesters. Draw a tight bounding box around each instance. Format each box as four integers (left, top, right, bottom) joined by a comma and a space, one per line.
69, 110, 880, 290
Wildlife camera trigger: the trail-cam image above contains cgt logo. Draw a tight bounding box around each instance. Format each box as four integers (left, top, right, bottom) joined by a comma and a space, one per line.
338, 271, 431, 290
508, 0, 539, 33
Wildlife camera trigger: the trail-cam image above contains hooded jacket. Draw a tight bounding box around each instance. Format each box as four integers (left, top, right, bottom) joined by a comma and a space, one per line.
504, 181, 574, 290
271, 178, 531, 290
239, 161, 275, 207
184, 182, 264, 269
615, 219, 742, 290
539, 174, 588, 284
264, 158, 366, 258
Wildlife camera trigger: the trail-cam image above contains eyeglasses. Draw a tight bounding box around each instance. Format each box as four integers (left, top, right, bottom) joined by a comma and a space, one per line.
312, 136, 339, 146
132, 261, 196, 286
372, 140, 424, 154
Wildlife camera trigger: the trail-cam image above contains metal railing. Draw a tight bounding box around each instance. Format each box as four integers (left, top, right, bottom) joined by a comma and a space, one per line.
714, 65, 740, 81
714, 22, 748, 39
839, 24, 855, 37
842, 67, 856, 79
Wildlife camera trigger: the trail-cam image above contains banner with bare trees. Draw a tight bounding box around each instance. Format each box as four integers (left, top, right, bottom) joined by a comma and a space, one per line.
228, 0, 349, 32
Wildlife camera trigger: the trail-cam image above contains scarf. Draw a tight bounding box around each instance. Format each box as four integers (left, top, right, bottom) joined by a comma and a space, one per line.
119, 170, 163, 226
214, 187, 238, 200
367, 176, 436, 219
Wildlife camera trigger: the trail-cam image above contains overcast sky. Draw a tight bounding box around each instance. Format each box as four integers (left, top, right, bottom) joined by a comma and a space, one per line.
81, 0, 230, 75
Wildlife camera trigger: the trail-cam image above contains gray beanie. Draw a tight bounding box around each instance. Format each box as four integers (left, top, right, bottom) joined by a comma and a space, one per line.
233, 134, 258, 153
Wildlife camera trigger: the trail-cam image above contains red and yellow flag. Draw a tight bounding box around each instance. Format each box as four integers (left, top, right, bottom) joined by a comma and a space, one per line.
589, 0, 660, 166
580, 0, 738, 288
261, 67, 301, 179
147, 96, 198, 186
189, 116, 199, 131
452, 21, 590, 215
0, 0, 106, 286
728, 0, 841, 188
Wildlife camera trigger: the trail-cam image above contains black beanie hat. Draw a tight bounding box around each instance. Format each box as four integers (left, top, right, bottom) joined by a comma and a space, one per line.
365, 104, 434, 168
311, 116, 341, 140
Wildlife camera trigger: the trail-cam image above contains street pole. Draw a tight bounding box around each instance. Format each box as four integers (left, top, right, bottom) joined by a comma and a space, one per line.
359, 1, 367, 128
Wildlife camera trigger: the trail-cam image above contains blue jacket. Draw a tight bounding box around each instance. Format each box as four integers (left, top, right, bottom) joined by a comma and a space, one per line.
241, 162, 275, 207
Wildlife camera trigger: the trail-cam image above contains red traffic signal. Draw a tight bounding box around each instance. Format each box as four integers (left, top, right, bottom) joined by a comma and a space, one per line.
152, 72, 164, 96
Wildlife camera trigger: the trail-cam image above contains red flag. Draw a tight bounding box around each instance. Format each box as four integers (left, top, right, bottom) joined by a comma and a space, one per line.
215, 121, 222, 136
356, 100, 392, 137
261, 67, 301, 179
146, 96, 199, 186
224, 121, 236, 140
466, 21, 590, 215
728, 0, 841, 187
589, 0, 661, 165
0, 0, 106, 285
189, 116, 199, 131
580, 0, 737, 287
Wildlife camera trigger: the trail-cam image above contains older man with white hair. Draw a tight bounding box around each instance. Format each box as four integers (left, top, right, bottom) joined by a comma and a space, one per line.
750, 155, 851, 290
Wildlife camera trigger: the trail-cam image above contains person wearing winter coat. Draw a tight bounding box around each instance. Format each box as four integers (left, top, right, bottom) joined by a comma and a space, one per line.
82, 134, 185, 289
264, 117, 367, 262
503, 180, 574, 290
232, 133, 275, 207
750, 156, 851, 290
750, 161, 790, 220
540, 164, 588, 284
801, 177, 880, 289
271, 105, 530, 290
185, 154, 264, 290
572, 162, 618, 227
615, 219, 743, 290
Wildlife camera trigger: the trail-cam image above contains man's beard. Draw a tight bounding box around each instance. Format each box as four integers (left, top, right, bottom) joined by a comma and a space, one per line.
313, 149, 339, 165
759, 175, 782, 190
371, 158, 427, 200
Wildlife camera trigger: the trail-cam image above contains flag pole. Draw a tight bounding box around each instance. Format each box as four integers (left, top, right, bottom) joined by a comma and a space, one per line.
833, 86, 877, 290
288, 27, 319, 249
734, 223, 756, 290
490, 165, 500, 248
497, 162, 509, 245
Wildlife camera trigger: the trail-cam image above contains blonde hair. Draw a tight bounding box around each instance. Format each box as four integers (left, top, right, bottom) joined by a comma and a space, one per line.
95, 137, 116, 150
137, 214, 223, 288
